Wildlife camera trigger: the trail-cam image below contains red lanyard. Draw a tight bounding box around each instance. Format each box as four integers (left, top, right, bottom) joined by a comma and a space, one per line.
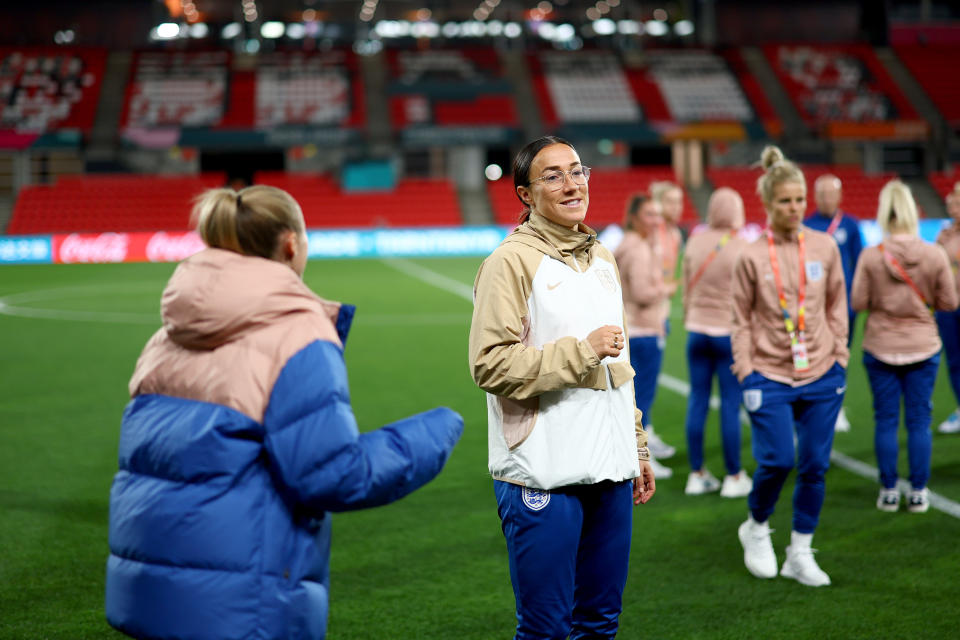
879, 242, 933, 314
825, 212, 843, 236
687, 232, 731, 293
767, 229, 806, 337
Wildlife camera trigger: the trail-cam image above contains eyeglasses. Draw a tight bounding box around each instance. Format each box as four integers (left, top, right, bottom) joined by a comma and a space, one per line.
530, 166, 591, 191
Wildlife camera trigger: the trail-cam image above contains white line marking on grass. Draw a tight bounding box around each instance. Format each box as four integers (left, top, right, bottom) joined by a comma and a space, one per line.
659, 371, 960, 520
369, 258, 960, 520
381, 258, 475, 301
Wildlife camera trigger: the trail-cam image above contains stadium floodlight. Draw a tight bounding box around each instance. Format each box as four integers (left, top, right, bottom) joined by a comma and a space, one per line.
617, 19, 640, 34
245, 39, 261, 53
674, 19, 694, 36
441, 21, 460, 37
592, 18, 616, 35
261, 21, 285, 38
503, 22, 522, 38
487, 20, 504, 36
221, 22, 242, 39
554, 23, 575, 41
189, 23, 209, 38
411, 21, 439, 38
461, 21, 486, 37
485, 164, 504, 181
286, 23, 306, 39
537, 22, 556, 40
645, 20, 668, 36
151, 23, 181, 40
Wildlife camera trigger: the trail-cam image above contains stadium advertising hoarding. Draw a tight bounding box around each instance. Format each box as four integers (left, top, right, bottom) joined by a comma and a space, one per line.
0, 220, 951, 266
0, 227, 511, 265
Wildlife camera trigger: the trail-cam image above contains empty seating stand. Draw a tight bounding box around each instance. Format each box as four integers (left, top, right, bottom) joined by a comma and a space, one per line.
893, 44, 960, 132
122, 51, 229, 128
8, 174, 227, 234
253, 172, 462, 228
645, 50, 754, 122
255, 50, 364, 128
487, 167, 697, 229
0, 47, 106, 135
387, 47, 517, 129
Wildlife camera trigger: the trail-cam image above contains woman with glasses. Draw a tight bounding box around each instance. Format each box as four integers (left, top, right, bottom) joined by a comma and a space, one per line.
614, 192, 675, 479
469, 136, 656, 640
732, 146, 848, 587
851, 180, 957, 513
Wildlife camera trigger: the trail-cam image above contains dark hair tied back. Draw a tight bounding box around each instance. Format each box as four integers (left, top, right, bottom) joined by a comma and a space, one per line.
512, 135, 575, 225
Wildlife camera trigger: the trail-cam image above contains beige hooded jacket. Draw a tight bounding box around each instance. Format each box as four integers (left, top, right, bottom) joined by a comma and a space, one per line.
469, 212, 645, 489
851, 234, 958, 364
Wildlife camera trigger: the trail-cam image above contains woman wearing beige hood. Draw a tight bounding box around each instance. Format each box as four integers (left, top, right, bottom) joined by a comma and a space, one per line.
733, 146, 848, 588
681, 187, 752, 498
851, 180, 958, 514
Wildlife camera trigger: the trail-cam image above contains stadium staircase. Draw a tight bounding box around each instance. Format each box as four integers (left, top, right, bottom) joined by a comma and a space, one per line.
499, 49, 544, 141
359, 51, 391, 150
87, 52, 132, 170
739, 47, 809, 139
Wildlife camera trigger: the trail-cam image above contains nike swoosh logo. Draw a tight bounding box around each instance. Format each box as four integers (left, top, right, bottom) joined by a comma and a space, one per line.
836, 386, 846, 394
547, 282, 562, 290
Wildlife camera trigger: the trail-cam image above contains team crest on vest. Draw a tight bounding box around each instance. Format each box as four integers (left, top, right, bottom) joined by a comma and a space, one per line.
522, 486, 551, 511
805, 261, 824, 282
833, 228, 847, 244
743, 389, 763, 413
595, 268, 617, 293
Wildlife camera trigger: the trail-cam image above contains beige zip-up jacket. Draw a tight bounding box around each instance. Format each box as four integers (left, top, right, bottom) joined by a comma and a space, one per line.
851, 234, 958, 365
614, 230, 669, 337
469, 212, 645, 489
683, 228, 747, 336
731, 228, 849, 385
936, 223, 960, 299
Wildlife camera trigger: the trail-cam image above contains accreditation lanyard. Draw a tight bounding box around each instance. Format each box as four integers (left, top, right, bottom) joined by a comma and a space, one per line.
767, 229, 810, 372
825, 212, 843, 237
687, 232, 731, 293
879, 243, 934, 315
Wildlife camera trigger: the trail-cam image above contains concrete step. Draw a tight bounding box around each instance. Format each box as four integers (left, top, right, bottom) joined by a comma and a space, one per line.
740, 47, 809, 139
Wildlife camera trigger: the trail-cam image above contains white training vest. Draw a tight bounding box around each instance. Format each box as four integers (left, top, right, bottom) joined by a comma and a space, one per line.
487, 254, 640, 489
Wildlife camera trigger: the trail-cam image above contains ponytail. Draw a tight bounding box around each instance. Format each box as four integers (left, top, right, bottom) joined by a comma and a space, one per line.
193, 185, 304, 259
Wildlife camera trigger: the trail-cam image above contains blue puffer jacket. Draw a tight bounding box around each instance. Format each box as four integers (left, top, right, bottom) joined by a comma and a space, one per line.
105, 249, 463, 640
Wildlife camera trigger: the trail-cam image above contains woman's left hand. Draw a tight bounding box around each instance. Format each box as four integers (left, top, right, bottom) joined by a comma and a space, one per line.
633, 462, 656, 505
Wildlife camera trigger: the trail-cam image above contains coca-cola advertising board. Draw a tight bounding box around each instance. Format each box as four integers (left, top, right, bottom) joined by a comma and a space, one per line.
52, 231, 205, 264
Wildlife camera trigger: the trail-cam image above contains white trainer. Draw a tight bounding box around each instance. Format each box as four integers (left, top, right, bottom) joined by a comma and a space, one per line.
907, 488, 930, 513
780, 545, 831, 587
937, 409, 960, 434
645, 426, 676, 459
648, 455, 673, 479
737, 519, 777, 579
834, 407, 851, 432
720, 471, 753, 498
876, 488, 900, 512
685, 469, 721, 495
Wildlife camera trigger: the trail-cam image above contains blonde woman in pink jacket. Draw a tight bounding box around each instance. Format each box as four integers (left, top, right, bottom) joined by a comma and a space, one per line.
851, 180, 958, 514
681, 188, 752, 498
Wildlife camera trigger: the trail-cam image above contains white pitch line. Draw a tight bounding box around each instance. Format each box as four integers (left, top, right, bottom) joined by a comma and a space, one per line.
398, 257, 960, 520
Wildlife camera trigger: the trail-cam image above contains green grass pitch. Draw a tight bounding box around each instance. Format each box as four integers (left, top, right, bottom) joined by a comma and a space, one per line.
2, 256, 960, 639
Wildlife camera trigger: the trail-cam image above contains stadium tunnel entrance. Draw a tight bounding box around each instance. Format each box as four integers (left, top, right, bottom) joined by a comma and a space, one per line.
200, 149, 285, 190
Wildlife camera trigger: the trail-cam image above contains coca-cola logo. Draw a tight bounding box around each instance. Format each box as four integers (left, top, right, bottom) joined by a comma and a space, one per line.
59, 233, 130, 264
146, 231, 205, 263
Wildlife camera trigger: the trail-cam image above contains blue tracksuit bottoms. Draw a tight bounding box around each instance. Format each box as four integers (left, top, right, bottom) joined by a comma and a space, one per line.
684, 332, 743, 474
863, 351, 939, 490
936, 309, 960, 407
494, 480, 633, 640
740, 363, 846, 533
629, 335, 664, 430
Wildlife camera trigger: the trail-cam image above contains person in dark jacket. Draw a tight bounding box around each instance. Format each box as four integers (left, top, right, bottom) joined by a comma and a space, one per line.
105, 185, 463, 640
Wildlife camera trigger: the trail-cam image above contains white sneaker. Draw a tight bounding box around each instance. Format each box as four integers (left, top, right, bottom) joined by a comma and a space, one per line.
834, 407, 851, 433
780, 545, 831, 587
876, 488, 900, 512
937, 409, 960, 434
685, 469, 721, 495
907, 488, 930, 513
645, 426, 676, 459
737, 519, 777, 579
720, 471, 753, 498
648, 455, 673, 479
